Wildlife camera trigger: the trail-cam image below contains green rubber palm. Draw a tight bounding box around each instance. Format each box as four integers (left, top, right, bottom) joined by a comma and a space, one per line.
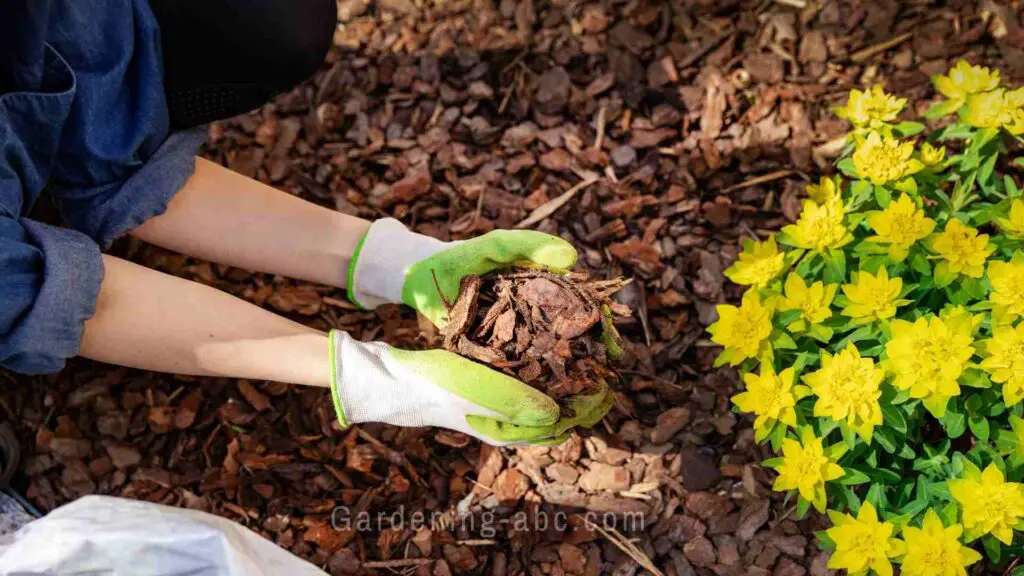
403, 230, 578, 326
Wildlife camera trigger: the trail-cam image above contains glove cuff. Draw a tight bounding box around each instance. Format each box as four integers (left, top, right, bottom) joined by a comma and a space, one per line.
346, 218, 449, 309
328, 330, 349, 428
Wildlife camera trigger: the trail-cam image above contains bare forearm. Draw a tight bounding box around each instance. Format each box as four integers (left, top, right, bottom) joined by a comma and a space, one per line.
80, 255, 330, 388
132, 157, 369, 288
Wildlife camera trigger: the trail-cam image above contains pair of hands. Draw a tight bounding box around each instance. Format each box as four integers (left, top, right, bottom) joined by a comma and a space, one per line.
333, 219, 613, 446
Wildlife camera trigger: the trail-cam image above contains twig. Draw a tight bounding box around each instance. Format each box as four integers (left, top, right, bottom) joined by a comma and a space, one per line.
431, 269, 453, 311
363, 559, 433, 569
593, 103, 607, 152
514, 177, 599, 229
577, 515, 665, 576
722, 170, 796, 193
457, 539, 497, 546
355, 428, 427, 487
850, 32, 912, 63
677, 30, 735, 70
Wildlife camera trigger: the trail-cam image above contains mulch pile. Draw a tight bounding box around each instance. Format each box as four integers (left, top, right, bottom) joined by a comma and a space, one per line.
3, 1, 1022, 574
441, 270, 629, 405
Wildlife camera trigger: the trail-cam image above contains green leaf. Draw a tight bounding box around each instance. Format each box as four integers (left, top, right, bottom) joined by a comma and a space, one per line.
983, 535, 1002, 563
961, 368, 993, 389
840, 469, 871, 486
936, 123, 975, 141
1014, 157, 1024, 169
824, 250, 847, 284
978, 153, 999, 187
969, 416, 991, 443
796, 495, 811, 519
875, 427, 898, 454
893, 121, 926, 137
873, 185, 892, 208
944, 405, 967, 439
762, 457, 784, 469
837, 158, 858, 178
865, 484, 888, 511
880, 401, 907, 434
938, 501, 958, 525
925, 99, 961, 120
771, 329, 798, 350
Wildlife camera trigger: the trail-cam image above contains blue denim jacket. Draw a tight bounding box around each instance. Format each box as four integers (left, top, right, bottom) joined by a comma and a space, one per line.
0, 0, 204, 374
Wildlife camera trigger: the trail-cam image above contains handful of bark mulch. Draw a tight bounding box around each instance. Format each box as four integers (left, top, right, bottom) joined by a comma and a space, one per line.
439, 268, 631, 416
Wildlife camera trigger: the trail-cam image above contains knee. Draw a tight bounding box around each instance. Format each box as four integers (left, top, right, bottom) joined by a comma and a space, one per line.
267, 0, 337, 90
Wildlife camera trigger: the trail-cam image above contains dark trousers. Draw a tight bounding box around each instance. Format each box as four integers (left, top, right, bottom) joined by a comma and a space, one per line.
149, 0, 337, 130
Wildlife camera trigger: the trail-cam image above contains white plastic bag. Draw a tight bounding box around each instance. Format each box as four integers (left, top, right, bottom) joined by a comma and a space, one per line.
0, 495, 328, 576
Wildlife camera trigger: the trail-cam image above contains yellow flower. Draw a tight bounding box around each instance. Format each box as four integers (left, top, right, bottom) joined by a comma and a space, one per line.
934, 60, 1001, 103
885, 316, 974, 417
866, 194, 936, 261
978, 323, 1024, 406
734, 364, 811, 441
988, 253, 1024, 320
779, 274, 837, 331
929, 218, 994, 279
709, 291, 773, 366
804, 344, 885, 442
900, 509, 982, 576
840, 267, 908, 323
919, 142, 946, 168
949, 463, 1024, 544
771, 427, 844, 512
826, 501, 905, 576
724, 235, 786, 288
996, 199, 1024, 239
806, 175, 841, 204
962, 88, 1024, 134
852, 131, 924, 186
836, 85, 906, 129
782, 197, 853, 253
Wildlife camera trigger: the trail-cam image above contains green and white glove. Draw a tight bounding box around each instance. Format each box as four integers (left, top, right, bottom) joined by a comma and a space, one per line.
347, 218, 578, 326
329, 331, 612, 446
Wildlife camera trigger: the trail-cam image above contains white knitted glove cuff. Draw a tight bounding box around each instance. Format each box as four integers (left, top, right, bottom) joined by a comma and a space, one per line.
349, 218, 449, 309
329, 331, 503, 436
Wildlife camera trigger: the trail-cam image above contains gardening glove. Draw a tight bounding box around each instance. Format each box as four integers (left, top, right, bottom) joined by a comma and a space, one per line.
329, 331, 614, 446
347, 218, 578, 327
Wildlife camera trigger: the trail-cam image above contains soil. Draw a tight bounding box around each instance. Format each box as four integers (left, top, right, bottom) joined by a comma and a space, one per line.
2, 1, 1022, 575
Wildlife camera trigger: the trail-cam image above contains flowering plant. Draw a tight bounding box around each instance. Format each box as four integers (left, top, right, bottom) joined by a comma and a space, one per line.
711, 61, 1024, 574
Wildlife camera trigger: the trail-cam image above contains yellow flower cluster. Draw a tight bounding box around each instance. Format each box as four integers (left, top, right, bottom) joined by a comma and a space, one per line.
885, 315, 974, 417
935, 60, 1023, 135
708, 291, 772, 366
712, 63, 1024, 568
988, 252, 1024, 321
733, 363, 810, 441
929, 218, 994, 280
852, 132, 924, 186
724, 235, 785, 288
997, 199, 1024, 239
836, 85, 906, 130
826, 502, 904, 576
949, 464, 1024, 544
962, 88, 1024, 135
771, 427, 844, 512
866, 195, 935, 261
840, 267, 908, 324
782, 196, 853, 253
804, 344, 885, 442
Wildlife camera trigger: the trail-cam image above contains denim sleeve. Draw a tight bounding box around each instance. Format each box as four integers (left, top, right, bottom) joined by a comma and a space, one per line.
46, 0, 205, 248
0, 218, 103, 374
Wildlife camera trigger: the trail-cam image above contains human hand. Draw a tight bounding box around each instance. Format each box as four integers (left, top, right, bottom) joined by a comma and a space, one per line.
347, 218, 578, 327
329, 331, 612, 446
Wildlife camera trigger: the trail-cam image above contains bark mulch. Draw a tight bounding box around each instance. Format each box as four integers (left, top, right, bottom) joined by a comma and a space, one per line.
2, 1, 1022, 575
